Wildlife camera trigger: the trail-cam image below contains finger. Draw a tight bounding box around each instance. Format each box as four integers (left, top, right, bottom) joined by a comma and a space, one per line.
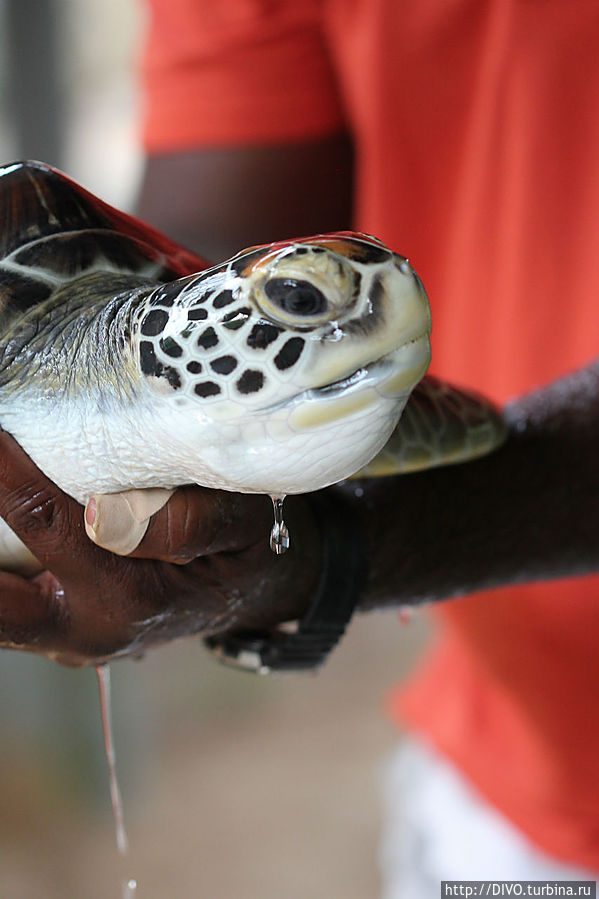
84, 488, 175, 555
0, 431, 103, 579
128, 485, 273, 562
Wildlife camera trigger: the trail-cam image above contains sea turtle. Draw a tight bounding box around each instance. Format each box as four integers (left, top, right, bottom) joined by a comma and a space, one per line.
0, 160, 506, 571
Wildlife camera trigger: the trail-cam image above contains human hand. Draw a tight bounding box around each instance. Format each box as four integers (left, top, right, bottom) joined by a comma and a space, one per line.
0, 431, 318, 666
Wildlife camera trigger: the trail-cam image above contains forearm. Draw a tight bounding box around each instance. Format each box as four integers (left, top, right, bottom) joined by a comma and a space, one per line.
347, 361, 599, 609
137, 135, 354, 260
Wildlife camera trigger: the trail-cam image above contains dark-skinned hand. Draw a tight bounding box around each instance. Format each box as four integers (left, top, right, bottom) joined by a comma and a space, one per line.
0, 431, 318, 667
3, 356, 599, 667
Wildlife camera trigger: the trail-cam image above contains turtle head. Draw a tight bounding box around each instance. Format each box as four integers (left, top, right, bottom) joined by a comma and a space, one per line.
132, 232, 431, 494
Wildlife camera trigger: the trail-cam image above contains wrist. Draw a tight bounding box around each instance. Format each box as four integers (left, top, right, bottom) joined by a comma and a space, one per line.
204, 489, 367, 672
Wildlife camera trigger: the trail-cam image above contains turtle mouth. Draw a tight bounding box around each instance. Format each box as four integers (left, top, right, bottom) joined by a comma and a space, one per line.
308, 332, 430, 400
311, 359, 386, 397
257, 362, 382, 415
260, 333, 428, 413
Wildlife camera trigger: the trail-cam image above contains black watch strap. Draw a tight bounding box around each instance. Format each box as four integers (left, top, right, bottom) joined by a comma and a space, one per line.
203, 490, 367, 673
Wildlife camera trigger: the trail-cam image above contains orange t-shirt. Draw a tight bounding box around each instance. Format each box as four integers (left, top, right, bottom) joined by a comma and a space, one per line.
141, 0, 599, 870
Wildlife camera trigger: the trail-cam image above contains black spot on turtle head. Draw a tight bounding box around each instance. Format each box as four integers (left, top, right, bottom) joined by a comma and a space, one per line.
236, 369, 265, 394
141, 308, 169, 336
247, 321, 283, 350
210, 355, 238, 375
187, 361, 203, 374
197, 326, 219, 349
194, 381, 221, 398
221, 306, 251, 330
163, 365, 182, 389
212, 290, 235, 309
139, 340, 182, 389
187, 307, 208, 321
159, 336, 183, 358
274, 337, 305, 370
139, 341, 159, 376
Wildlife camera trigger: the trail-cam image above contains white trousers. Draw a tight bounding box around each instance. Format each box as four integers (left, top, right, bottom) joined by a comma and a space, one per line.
380, 738, 598, 899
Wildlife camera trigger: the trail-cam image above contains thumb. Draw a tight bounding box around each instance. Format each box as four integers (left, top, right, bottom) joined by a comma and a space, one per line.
84, 488, 175, 555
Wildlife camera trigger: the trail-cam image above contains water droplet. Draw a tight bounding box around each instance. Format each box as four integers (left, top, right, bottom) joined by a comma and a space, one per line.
96, 665, 137, 897
353, 486, 364, 498
269, 495, 289, 554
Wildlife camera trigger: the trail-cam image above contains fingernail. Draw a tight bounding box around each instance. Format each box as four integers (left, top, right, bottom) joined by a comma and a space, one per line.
84, 494, 149, 556
85, 497, 97, 529
84, 488, 174, 556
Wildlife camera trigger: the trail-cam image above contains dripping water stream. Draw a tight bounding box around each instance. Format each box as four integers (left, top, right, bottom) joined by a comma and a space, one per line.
269, 495, 289, 554
96, 665, 138, 899
92, 494, 288, 895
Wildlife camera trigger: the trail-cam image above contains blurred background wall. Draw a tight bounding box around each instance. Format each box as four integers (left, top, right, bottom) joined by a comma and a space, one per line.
0, 0, 142, 206
0, 2, 431, 896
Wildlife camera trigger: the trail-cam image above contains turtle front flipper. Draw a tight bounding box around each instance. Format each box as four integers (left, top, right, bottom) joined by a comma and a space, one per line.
352, 374, 508, 478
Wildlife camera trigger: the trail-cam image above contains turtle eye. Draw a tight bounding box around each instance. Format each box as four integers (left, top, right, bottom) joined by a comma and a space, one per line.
264, 278, 327, 316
